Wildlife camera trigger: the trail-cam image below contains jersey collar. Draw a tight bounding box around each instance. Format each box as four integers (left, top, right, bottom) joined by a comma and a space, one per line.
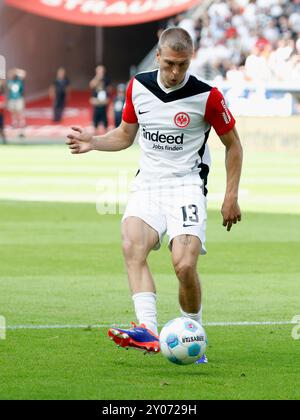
157, 71, 190, 94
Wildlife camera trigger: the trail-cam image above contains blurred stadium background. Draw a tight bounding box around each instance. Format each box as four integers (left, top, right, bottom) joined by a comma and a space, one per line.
0, 0, 299, 401
0, 0, 299, 138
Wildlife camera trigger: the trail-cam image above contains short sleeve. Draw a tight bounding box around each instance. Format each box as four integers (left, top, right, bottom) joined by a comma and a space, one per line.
204, 87, 235, 136
122, 78, 138, 124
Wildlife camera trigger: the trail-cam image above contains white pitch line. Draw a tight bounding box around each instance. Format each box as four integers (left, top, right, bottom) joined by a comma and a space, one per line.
5, 321, 296, 331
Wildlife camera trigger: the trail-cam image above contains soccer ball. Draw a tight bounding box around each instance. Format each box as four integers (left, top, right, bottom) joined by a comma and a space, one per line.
159, 317, 207, 365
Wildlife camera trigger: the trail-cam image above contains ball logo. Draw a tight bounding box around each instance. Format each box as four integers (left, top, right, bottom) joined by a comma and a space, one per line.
174, 112, 190, 128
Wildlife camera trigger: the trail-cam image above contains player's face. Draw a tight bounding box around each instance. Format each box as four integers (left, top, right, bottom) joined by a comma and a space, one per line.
157, 46, 192, 88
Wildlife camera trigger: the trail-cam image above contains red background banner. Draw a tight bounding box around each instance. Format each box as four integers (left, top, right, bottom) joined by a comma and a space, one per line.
6, 0, 200, 26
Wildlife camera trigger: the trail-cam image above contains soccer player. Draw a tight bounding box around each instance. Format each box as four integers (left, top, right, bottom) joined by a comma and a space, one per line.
66, 28, 243, 364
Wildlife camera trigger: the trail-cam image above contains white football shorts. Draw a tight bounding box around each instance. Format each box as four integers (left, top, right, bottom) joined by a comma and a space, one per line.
122, 184, 207, 255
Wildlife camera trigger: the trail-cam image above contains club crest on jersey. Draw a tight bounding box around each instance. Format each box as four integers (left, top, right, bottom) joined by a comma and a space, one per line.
174, 112, 190, 128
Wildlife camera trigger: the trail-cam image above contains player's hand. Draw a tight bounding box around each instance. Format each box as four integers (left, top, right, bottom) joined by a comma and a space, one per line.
66, 127, 94, 154
221, 195, 241, 231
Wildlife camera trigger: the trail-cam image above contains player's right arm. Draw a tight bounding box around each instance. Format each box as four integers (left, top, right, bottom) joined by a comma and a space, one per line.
66, 77, 138, 154
66, 121, 138, 154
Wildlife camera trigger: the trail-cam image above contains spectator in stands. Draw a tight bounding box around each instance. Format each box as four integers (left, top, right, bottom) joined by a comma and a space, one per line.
244, 46, 271, 81
113, 83, 126, 127
0, 80, 6, 144
7, 68, 26, 137
268, 39, 294, 81
158, 0, 300, 84
177, 14, 197, 44
49, 67, 70, 123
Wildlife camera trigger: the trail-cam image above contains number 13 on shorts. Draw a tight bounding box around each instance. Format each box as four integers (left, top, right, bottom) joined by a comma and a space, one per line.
181, 204, 199, 227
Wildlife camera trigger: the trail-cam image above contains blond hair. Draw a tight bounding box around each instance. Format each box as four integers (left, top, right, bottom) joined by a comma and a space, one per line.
158, 27, 194, 53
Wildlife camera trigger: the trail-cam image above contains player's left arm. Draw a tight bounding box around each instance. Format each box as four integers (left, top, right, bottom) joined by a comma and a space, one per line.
204, 87, 243, 231
219, 126, 243, 231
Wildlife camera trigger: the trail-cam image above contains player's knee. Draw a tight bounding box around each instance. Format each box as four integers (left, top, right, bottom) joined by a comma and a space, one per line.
173, 259, 196, 281
122, 238, 134, 259
122, 238, 147, 264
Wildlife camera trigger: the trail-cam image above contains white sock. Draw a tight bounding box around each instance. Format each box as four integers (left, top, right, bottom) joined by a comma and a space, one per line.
132, 292, 158, 335
180, 306, 203, 326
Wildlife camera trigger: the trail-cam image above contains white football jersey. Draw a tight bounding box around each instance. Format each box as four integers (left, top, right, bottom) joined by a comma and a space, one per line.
123, 70, 235, 194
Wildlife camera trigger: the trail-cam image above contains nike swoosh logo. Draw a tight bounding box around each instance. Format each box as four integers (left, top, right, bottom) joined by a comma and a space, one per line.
138, 110, 150, 115
183, 224, 198, 228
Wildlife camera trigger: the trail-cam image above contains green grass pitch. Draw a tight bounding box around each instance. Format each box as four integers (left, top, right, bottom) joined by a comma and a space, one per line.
0, 121, 300, 400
